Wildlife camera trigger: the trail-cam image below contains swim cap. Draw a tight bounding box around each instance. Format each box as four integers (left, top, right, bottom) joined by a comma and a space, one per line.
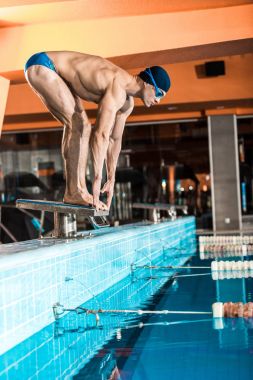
138, 66, 171, 93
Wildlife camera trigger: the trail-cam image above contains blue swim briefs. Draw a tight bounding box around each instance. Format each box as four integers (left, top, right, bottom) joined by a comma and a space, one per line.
24, 52, 56, 73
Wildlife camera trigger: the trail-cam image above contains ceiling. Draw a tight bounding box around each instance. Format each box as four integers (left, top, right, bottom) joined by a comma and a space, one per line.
0, 1, 251, 26
0, 0, 253, 133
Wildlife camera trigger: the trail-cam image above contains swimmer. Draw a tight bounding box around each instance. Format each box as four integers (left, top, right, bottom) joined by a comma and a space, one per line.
24, 51, 170, 210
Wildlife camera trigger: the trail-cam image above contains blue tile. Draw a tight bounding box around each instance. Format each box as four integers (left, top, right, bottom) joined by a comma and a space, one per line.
0, 217, 196, 356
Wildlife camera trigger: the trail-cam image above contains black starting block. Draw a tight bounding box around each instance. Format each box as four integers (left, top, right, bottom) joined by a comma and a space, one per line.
16, 199, 110, 238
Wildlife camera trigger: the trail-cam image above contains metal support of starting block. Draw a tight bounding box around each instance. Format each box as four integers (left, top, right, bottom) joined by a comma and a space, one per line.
16, 199, 109, 238
132, 203, 188, 222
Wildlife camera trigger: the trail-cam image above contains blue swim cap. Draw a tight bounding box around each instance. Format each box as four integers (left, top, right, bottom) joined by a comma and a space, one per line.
138, 66, 171, 93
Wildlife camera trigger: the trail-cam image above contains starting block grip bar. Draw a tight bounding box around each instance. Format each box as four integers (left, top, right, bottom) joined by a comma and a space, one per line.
16, 199, 108, 217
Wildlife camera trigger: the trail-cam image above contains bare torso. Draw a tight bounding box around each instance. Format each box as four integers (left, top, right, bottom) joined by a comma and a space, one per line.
46, 51, 133, 104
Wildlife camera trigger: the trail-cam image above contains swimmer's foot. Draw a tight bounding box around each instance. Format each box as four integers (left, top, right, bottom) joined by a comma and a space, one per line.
63, 192, 108, 211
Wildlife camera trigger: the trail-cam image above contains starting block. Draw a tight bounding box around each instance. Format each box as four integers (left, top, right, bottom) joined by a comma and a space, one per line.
16, 199, 109, 238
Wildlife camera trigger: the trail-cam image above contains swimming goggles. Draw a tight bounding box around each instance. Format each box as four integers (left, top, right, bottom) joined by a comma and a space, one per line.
144, 68, 166, 99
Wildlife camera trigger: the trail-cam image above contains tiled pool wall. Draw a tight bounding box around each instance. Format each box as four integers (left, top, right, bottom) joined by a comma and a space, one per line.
0, 217, 196, 355
0, 252, 196, 380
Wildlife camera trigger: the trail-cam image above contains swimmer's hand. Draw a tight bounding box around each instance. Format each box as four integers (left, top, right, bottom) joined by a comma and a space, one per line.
101, 179, 115, 209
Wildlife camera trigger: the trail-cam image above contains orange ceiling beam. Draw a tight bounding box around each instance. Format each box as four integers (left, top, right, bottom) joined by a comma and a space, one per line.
0, 4, 252, 73
4, 107, 253, 134
2, 112, 203, 133
4, 54, 253, 117
0, 1, 251, 25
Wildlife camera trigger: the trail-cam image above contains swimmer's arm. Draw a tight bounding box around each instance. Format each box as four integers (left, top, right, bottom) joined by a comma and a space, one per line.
101, 98, 134, 208
91, 88, 126, 208
106, 97, 134, 181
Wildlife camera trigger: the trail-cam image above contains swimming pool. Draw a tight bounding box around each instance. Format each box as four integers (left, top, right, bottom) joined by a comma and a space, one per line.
0, 247, 195, 379
114, 257, 253, 380
1, 218, 252, 379
0, 218, 196, 379
1, 252, 252, 379
0, 218, 195, 354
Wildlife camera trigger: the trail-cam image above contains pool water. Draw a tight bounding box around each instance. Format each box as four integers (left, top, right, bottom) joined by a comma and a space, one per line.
1, 253, 253, 379
75, 257, 253, 380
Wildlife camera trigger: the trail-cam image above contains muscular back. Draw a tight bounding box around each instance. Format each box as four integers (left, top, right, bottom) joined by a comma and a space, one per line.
46, 51, 132, 104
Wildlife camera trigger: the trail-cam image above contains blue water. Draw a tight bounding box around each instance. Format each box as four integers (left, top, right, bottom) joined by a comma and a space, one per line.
75, 257, 253, 380
117, 259, 253, 380
1, 252, 253, 379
